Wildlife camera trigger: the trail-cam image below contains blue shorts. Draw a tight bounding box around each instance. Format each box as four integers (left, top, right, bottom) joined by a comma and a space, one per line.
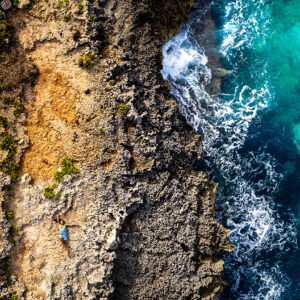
59, 226, 68, 241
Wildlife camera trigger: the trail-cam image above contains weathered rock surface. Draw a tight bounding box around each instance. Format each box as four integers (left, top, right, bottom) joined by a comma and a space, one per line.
0, 0, 233, 299
0, 0, 11, 11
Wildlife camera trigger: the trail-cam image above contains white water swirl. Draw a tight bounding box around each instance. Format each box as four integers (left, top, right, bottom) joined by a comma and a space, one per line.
161, 1, 297, 299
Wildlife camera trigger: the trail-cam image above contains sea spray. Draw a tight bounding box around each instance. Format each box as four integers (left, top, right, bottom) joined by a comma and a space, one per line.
162, 0, 299, 298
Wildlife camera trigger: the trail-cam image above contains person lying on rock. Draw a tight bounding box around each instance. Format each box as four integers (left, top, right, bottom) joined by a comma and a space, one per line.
53, 216, 69, 257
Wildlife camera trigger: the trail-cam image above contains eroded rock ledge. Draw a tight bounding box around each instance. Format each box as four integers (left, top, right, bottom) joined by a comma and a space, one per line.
0, 0, 233, 299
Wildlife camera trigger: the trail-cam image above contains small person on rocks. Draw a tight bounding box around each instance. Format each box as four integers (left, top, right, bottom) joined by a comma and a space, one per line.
53, 216, 69, 257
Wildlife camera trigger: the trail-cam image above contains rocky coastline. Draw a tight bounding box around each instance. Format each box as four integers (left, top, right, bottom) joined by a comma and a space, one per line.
0, 0, 232, 299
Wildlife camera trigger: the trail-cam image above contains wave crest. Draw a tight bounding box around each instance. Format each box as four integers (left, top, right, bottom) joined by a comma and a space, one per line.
161, 1, 297, 299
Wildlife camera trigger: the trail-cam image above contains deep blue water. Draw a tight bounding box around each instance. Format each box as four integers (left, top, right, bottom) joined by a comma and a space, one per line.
162, 0, 300, 299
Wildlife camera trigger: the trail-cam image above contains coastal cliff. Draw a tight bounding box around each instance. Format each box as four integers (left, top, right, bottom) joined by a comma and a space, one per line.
0, 0, 233, 299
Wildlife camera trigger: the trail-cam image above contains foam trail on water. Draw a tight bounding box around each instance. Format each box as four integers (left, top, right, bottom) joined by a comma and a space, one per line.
162, 1, 297, 299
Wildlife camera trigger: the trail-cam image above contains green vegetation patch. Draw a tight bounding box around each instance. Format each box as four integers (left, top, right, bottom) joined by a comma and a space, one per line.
0, 83, 13, 92
0, 14, 13, 52
12, 0, 19, 7
77, 0, 83, 11
78, 53, 97, 69
1, 154, 18, 181
54, 190, 62, 200
56, 0, 63, 8
13, 101, 25, 117
42, 158, 79, 200
54, 157, 79, 182
0, 132, 17, 152
5, 210, 13, 220
0, 115, 8, 128
1, 96, 15, 105
4, 257, 11, 272
9, 225, 19, 237
0, 131, 19, 181
63, 15, 71, 22
108, 79, 115, 86
118, 104, 129, 114
10, 294, 20, 300
0, 131, 18, 181
56, 0, 69, 8
1, 97, 25, 117
43, 183, 62, 200
43, 183, 58, 199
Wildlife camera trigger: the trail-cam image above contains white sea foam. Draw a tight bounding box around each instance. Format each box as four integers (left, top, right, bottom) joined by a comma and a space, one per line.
161, 1, 297, 299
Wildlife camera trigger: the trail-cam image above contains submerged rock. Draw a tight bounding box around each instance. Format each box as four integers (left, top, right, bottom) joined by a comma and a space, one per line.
213, 67, 228, 78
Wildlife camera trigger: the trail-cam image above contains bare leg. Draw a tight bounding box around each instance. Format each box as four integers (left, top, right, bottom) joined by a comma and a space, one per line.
63, 240, 70, 257
60, 237, 69, 257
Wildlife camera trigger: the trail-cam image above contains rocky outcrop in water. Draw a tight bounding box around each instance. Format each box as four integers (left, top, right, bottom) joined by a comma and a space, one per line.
0, 0, 233, 299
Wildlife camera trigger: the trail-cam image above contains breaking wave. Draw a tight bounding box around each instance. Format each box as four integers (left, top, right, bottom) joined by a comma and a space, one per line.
162, 0, 298, 299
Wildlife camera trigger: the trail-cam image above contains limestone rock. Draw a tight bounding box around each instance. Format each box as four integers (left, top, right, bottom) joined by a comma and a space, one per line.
0, 0, 233, 299
0, 0, 11, 10
20, 174, 32, 186
18, 0, 30, 9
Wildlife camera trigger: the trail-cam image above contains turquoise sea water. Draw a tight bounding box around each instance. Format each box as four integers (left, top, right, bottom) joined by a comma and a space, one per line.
162, 0, 300, 298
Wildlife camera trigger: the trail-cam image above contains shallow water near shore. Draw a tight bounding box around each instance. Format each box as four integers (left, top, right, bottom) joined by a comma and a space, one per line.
162, 0, 300, 298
